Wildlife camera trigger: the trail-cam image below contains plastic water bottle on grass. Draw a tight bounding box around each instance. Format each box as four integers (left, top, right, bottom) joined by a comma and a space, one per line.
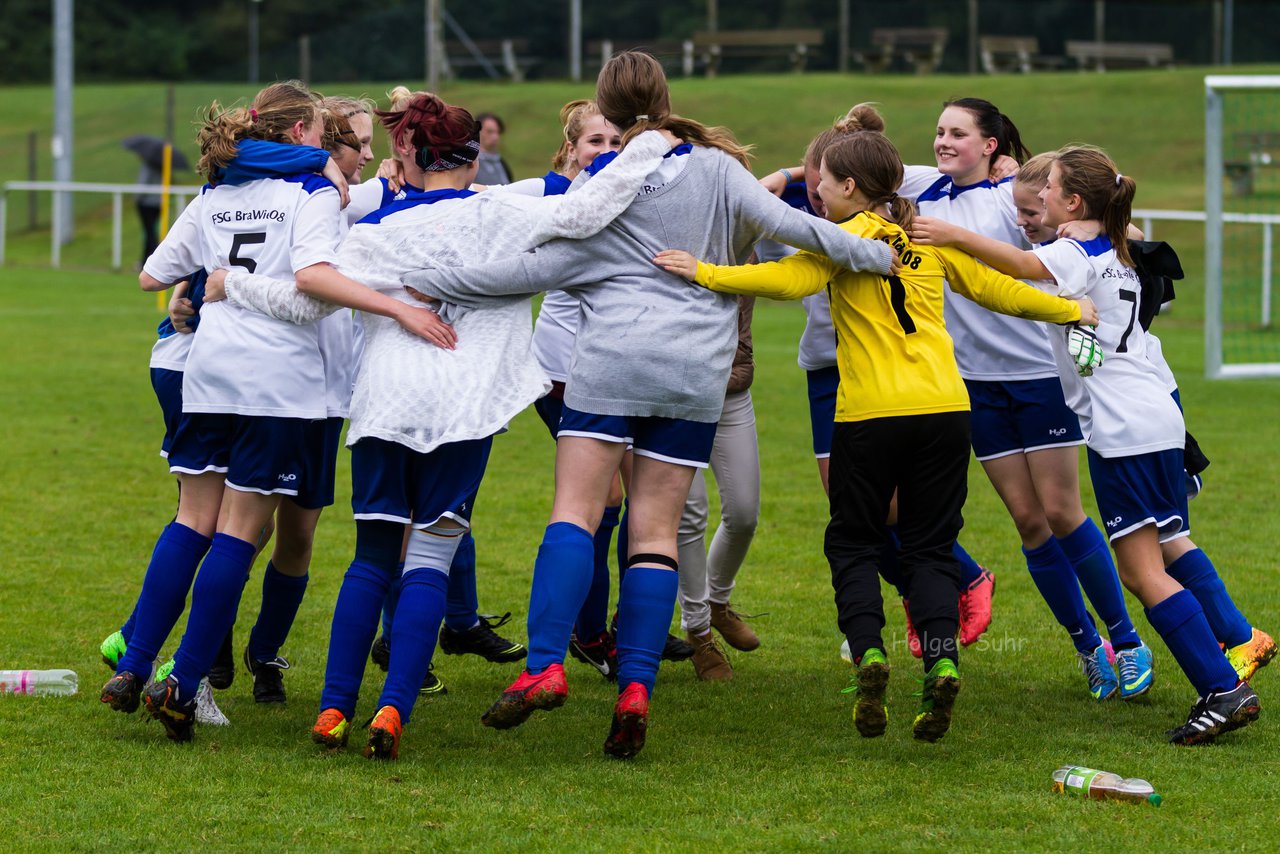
0, 669, 78, 696
1052, 765, 1161, 806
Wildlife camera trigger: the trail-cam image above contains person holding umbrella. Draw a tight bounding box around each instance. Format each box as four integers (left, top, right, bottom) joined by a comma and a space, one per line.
122, 135, 190, 268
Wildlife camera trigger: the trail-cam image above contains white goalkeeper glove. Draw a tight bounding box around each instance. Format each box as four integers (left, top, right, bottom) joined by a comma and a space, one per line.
1068, 326, 1104, 376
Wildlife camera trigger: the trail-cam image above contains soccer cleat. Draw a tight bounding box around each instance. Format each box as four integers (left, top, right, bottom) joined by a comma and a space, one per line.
1115, 643, 1154, 700
1168, 681, 1260, 745
100, 671, 144, 714
370, 635, 392, 672
312, 708, 350, 749
481, 663, 568, 729
603, 681, 650, 759
420, 664, 447, 696
365, 705, 403, 760
100, 631, 128, 670
154, 659, 173, 685
1078, 644, 1119, 701
662, 633, 695, 662
841, 648, 890, 738
207, 630, 235, 691
439, 613, 527, 663
1225, 627, 1277, 682
243, 648, 289, 704
958, 568, 995, 647
902, 600, 923, 659
569, 631, 618, 680
194, 678, 230, 726
709, 602, 760, 651
912, 658, 961, 743
143, 675, 196, 743
687, 630, 733, 681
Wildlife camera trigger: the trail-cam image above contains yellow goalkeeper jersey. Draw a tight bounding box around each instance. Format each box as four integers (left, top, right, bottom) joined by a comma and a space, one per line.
695, 211, 1082, 422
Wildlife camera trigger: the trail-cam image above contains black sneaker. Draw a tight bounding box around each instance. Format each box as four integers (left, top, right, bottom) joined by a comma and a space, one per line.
439, 613, 527, 663
243, 648, 289, 704
100, 671, 144, 714
370, 635, 391, 672
569, 631, 618, 680
1168, 681, 1260, 745
143, 675, 196, 742
420, 664, 447, 696
207, 629, 235, 691
662, 633, 695, 662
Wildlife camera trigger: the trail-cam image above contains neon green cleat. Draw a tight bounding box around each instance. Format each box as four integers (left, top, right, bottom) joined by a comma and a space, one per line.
100, 631, 127, 670
841, 647, 890, 738
1226, 628, 1277, 682
912, 658, 961, 743
155, 659, 175, 683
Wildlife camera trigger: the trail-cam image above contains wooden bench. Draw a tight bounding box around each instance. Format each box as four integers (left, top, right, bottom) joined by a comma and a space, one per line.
980, 36, 1043, 73
854, 28, 949, 74
1065, 40, 1174, 71
587, 40, 695, 77
443, 38, 536, 82
691, 29, 823, 78
1225, 131, 1280, 196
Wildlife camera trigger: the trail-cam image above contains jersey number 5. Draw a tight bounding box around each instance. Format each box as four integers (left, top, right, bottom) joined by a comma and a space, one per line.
885, 275, 917, 335
229, 232, 267, 274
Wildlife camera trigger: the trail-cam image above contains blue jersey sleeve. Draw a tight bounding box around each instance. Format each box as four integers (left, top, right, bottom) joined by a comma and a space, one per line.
217, 140, 330, 187
155, 268, 209, 338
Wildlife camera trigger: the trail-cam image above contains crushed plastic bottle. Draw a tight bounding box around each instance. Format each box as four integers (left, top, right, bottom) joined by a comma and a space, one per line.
0, 669, 79, 696
1053, 765, 1162, 806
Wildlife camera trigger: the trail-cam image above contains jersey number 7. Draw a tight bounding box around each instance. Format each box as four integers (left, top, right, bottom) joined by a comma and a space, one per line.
229, 232, 267, 273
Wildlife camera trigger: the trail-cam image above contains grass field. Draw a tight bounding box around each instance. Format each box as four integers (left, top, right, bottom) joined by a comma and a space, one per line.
2, 69, 1280, 850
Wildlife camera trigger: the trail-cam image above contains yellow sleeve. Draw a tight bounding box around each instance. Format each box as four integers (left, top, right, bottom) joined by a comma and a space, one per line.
936, 246, 1081, 325
694, 251, 840, 301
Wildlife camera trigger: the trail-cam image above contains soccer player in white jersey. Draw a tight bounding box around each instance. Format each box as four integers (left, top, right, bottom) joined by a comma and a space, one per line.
100, 81, 450, 742
913, 145, 1261, 744
898, 98, 1148, 701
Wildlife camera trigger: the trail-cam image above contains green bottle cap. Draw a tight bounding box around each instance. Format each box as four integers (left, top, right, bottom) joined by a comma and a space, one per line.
1148, 794, 1163, 807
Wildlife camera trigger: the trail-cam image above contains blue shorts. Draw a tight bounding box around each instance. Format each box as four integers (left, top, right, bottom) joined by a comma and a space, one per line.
533, 383, 566, 440
150, 368, 184, 458
806, 366, 839, 459
350, 436, 492, 528
558, 404, 717, 468
168, 412, 313, 497
1087, 447, 1190, 543
293, 417, 344, 510
965, 377, 1084, 461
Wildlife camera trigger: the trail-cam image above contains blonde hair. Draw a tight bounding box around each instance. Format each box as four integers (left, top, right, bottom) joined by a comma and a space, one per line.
1055, 144, 1136, 266
804, 103, 886, 170
552, 99, 604, 174
822, 132, 917, 233
387, 86, 432, 111
596, 51, 753, 168
198, 80, 320, 180
1013, 151, 1056, 192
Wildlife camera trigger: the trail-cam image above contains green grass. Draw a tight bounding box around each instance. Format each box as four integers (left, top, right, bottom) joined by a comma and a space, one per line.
1, 265, 1278, 850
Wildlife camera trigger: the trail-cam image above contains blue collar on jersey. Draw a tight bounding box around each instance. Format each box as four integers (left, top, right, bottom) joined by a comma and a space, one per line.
585, 151, 618, 176
1074, 234, 1113, 256
356, 187, 476, 226
917, 174, 1013, 203
664, 143, 693, 158
542, 170, 572, 196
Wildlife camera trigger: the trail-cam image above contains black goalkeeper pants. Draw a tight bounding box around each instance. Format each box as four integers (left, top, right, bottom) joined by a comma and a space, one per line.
825, 411, 970, 671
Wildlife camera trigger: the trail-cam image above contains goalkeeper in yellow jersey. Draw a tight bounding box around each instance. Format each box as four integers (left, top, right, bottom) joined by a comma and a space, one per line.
655, 131, 1096, 742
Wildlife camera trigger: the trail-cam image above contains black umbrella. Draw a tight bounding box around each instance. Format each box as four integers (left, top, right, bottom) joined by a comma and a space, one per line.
122, 135, 191, 172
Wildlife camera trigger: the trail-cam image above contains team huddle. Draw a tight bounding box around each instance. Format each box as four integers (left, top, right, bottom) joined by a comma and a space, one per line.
98, 51, 1273, 760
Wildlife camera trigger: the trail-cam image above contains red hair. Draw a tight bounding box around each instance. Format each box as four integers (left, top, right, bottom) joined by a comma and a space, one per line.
376, 93, 476, 165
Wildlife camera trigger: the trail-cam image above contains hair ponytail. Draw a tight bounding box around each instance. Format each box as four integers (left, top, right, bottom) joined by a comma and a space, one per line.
198, 80, 319, 181
944, 97, 1030, 166
375, 92, 477, 172
1056, 144, 1136, 267
805, 102, 887, 171
821, 132, 914, 231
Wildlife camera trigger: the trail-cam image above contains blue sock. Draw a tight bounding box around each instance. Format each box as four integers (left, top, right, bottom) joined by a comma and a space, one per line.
615, 500, 630, 589
577, 504, 620, 639
320, 559, 395, 719
1166, 548, 1253, 648
117, 522, 211, 679
1146, 589, 1238, 695
444, 533, 479, 632
615, 565, 679, 695
879, 526, 908, 598
1058, 519, 1141, 649
171, 534, 256, 698
378, 567, 448, 724
120, 606, 138, 645
380, 563, 404, 638
1024, 536, 1101, 654
246, 562, 309, 662
526, 522, 595, 673
954, 541, 983, 588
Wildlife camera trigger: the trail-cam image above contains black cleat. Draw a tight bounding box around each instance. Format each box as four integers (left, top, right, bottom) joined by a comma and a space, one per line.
243, 648, 289, 704
143, 675, 196, 742
439, 613, 527, 663
100, 671, 144, 714
370, 635, 391, 672
661, 633, 695, 662
207, 629, 235, 690
569, 631, 618, 680
420, 663, 447, 696
1168, 681, 1260, 745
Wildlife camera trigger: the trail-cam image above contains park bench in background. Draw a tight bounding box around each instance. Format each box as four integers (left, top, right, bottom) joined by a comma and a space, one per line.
1066, 40, 1174, 71
979, 35, 1064, 73
588, 39, 695, 77
855, 28, 949, 74
444, 38, 536, 81
1225, 130, 1280, 196
691, 29, 824, 78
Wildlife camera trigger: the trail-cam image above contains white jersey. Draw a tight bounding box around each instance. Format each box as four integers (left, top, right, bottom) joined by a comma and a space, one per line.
1033, 236, 1184, 457
144, 196, 204, 371
1145, 330, 1178, 394
169, 175, 341, 418
904, 168, 1058, 381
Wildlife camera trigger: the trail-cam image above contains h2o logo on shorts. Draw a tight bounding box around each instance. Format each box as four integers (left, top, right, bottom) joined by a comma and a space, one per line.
278, 473, 298, 482
1048, 427, 1068, 437
1105, 516, 1123, 529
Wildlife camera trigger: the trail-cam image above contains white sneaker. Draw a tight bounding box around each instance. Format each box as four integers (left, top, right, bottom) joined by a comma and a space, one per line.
194, 678, 230, 726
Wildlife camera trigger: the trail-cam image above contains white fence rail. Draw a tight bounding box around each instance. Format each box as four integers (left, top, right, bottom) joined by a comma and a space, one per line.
0, 181, 203, 269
